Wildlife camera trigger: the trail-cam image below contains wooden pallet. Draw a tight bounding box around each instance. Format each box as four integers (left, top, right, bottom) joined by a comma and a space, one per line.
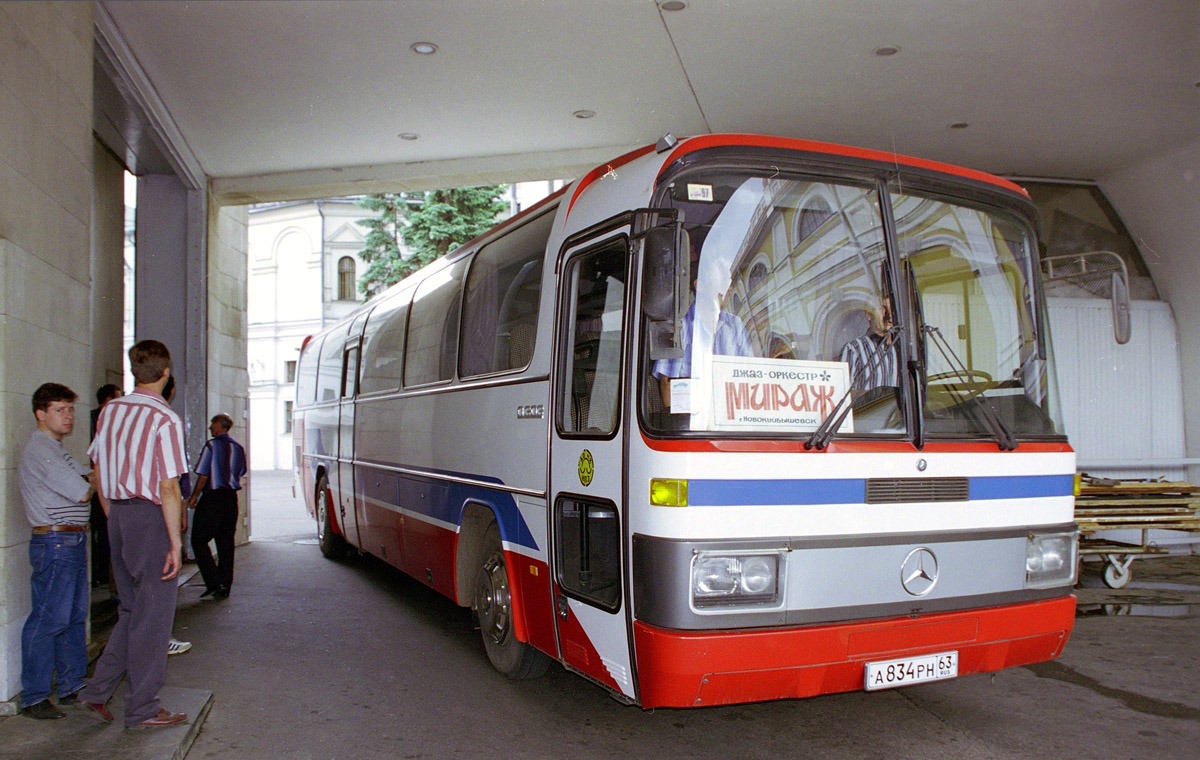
1074, 477, 1200, 587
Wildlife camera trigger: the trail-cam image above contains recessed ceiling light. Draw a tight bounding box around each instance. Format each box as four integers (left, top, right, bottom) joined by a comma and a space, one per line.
410, 42, 438, 55
949, 122, 970, 130
660, 1, 687, 10
398, 133, 419, 141
873, 46, 900, 57
573, 110, 596, 120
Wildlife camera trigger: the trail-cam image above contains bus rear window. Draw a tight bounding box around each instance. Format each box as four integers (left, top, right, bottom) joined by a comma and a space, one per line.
316, 329, 346, 402
295, 336, 322, 407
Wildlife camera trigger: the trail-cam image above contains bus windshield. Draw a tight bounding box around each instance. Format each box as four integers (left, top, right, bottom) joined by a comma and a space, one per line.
642, 169, 1063, 441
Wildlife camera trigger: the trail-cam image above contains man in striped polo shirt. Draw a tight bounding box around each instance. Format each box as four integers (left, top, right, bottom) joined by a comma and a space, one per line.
76, 340, 189, 728
17, 383, 95, 720
188, 413, 246, 598
839, 298, 901, 401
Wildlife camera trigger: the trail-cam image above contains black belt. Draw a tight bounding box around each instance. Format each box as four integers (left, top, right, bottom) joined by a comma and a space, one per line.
32, 525, 87, 534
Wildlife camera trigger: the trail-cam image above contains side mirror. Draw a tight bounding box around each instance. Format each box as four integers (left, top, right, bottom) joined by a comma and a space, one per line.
1112, 270, 1131, 345
642, 225, 690, 359
1041, 251, 1132, 345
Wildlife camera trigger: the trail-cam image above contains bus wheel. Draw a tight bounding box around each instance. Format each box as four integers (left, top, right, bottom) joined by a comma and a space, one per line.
474, 523, 549, 679
316, 477, 348, 560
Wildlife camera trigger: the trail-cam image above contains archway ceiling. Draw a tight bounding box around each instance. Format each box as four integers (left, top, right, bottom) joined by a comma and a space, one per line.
98, 0, 1199, 204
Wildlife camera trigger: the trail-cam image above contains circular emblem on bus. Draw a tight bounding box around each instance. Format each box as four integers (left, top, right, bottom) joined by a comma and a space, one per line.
901, 548, 939, 596
577, 450, 594, 487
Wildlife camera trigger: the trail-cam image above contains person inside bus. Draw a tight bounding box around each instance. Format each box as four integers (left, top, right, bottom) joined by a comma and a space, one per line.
838, 297, 900, 403
651, 245, 753, 412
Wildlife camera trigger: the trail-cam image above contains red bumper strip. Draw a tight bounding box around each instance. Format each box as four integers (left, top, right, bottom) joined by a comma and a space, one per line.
634, 596, 1075, 708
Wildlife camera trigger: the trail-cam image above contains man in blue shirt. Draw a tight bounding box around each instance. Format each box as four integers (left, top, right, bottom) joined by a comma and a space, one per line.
187, 414, 246, 598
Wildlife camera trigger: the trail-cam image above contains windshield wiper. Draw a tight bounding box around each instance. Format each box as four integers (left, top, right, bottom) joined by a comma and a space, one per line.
805, 325, 902, 450
922, 324, 1018, 451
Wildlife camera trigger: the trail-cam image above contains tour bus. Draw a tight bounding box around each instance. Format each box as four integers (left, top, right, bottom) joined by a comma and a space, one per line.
293, 133, 1077, 708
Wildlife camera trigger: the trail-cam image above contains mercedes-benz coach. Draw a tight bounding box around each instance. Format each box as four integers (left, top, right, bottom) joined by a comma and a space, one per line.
293, 134, 1077, 707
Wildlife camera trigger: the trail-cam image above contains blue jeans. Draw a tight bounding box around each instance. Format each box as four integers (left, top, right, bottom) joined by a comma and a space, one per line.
20, 531, 89, 707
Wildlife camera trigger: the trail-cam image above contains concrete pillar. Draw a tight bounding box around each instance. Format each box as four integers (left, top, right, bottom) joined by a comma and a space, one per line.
134, 175, 209, 461
207, 199, 252, 542
0, 0, 95, 708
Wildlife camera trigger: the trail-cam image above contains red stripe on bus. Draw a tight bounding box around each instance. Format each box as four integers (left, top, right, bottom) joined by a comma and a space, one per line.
639, 433, 1074, 455
656, 134, 1029, 196
564, 144, 658, 221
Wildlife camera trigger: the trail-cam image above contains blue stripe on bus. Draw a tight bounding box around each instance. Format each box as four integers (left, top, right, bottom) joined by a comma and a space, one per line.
687, 474, 1072, 507
969, 474, 1074, 500
358, 467, 538, 552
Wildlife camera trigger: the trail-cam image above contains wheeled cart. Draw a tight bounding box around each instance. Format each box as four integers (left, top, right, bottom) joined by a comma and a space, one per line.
1075, 475, 1200, 588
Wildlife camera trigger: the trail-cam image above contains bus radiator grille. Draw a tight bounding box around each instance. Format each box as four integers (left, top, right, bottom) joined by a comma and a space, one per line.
865, 478, 970, 504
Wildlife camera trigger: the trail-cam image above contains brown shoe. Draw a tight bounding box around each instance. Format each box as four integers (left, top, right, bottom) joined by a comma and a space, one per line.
129, 708, 187, 728
79, 700, 114, 723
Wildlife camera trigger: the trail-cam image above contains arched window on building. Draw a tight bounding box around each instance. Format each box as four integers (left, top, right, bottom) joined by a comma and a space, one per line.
337, 256, 356, 300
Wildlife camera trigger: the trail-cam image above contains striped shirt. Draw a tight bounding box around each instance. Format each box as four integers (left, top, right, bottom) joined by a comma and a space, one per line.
195, 433, 246, 492
19, 429, 92, 526
839, 332, 900, 392
88, 387, 187, 505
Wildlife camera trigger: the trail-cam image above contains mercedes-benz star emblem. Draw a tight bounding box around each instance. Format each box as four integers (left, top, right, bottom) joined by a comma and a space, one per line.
901, 548, 939, 596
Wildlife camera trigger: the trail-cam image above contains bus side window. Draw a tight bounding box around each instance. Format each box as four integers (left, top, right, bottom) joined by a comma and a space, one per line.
359, 293, 408, 395
316, 330, 346, 402
460, 210, 551, 377
405, 259, 468, 386
295, 336, 322, 406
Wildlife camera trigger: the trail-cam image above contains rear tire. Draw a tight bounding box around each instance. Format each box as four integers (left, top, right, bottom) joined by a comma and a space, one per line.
473, 523, 549, 679
316, 477, 349, 560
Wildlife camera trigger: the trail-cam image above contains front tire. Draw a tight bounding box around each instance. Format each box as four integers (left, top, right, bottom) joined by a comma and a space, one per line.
316, 477, 349, 560
473, 523, 549, 679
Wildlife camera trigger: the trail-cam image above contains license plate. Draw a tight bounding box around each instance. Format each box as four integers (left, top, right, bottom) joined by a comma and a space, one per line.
864, 651, 958, 691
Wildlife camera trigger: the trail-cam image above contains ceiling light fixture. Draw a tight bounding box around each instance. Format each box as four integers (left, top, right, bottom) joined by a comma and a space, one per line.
873, 46, 900, 57
398, 133, 419, 141
410, 42, 438, 55
573, 110, 596, 120
949, 122, 970, 130
661, 1, 687, 10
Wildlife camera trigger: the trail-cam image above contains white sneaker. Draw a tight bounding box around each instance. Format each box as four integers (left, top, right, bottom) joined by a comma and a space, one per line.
167, 638, 192, 655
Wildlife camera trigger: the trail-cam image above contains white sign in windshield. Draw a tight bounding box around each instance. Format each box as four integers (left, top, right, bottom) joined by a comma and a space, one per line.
708, 356, 852, 432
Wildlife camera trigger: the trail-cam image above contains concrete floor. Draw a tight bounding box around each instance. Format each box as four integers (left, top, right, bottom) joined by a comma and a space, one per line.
3, 471, 1198, 759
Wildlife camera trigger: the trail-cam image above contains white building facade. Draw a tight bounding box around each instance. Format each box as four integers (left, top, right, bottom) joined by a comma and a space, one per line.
246, 185, 565, 471
248, 199, 369, 470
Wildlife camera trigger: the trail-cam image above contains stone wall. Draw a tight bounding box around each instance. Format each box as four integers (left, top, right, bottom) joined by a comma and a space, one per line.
0, 0, 96, 705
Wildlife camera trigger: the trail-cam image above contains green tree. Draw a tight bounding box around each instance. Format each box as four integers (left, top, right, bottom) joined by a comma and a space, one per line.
356, 185, 509, 294
354, 193, 407, 295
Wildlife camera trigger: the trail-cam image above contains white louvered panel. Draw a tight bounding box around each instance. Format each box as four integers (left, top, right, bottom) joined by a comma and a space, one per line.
1047, 298, 1185, 481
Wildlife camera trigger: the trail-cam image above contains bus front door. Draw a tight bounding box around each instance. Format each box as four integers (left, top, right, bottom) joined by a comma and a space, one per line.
550, 232, 637, 702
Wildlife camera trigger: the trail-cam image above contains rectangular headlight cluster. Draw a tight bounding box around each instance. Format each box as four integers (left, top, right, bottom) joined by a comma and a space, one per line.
1025, 530, 1078, 589
691, 551, 782, 608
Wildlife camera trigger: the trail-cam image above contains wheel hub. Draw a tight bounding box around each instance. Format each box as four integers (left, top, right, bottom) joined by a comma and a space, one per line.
477, 555, 511, 645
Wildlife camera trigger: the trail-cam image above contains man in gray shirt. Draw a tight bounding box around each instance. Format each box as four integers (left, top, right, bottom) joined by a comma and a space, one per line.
17, 383, 94, 720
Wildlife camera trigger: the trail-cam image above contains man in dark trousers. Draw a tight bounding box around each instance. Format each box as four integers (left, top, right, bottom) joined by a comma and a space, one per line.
188, 413, 246, 598
77, 340, 188, 728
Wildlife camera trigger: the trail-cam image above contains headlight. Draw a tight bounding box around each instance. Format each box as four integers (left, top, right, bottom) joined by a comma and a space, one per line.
1025, 531, 1077, 589
691, 552, 781, 608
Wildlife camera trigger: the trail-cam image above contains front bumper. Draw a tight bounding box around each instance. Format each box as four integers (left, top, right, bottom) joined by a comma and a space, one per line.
633, 595, 1075, 708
